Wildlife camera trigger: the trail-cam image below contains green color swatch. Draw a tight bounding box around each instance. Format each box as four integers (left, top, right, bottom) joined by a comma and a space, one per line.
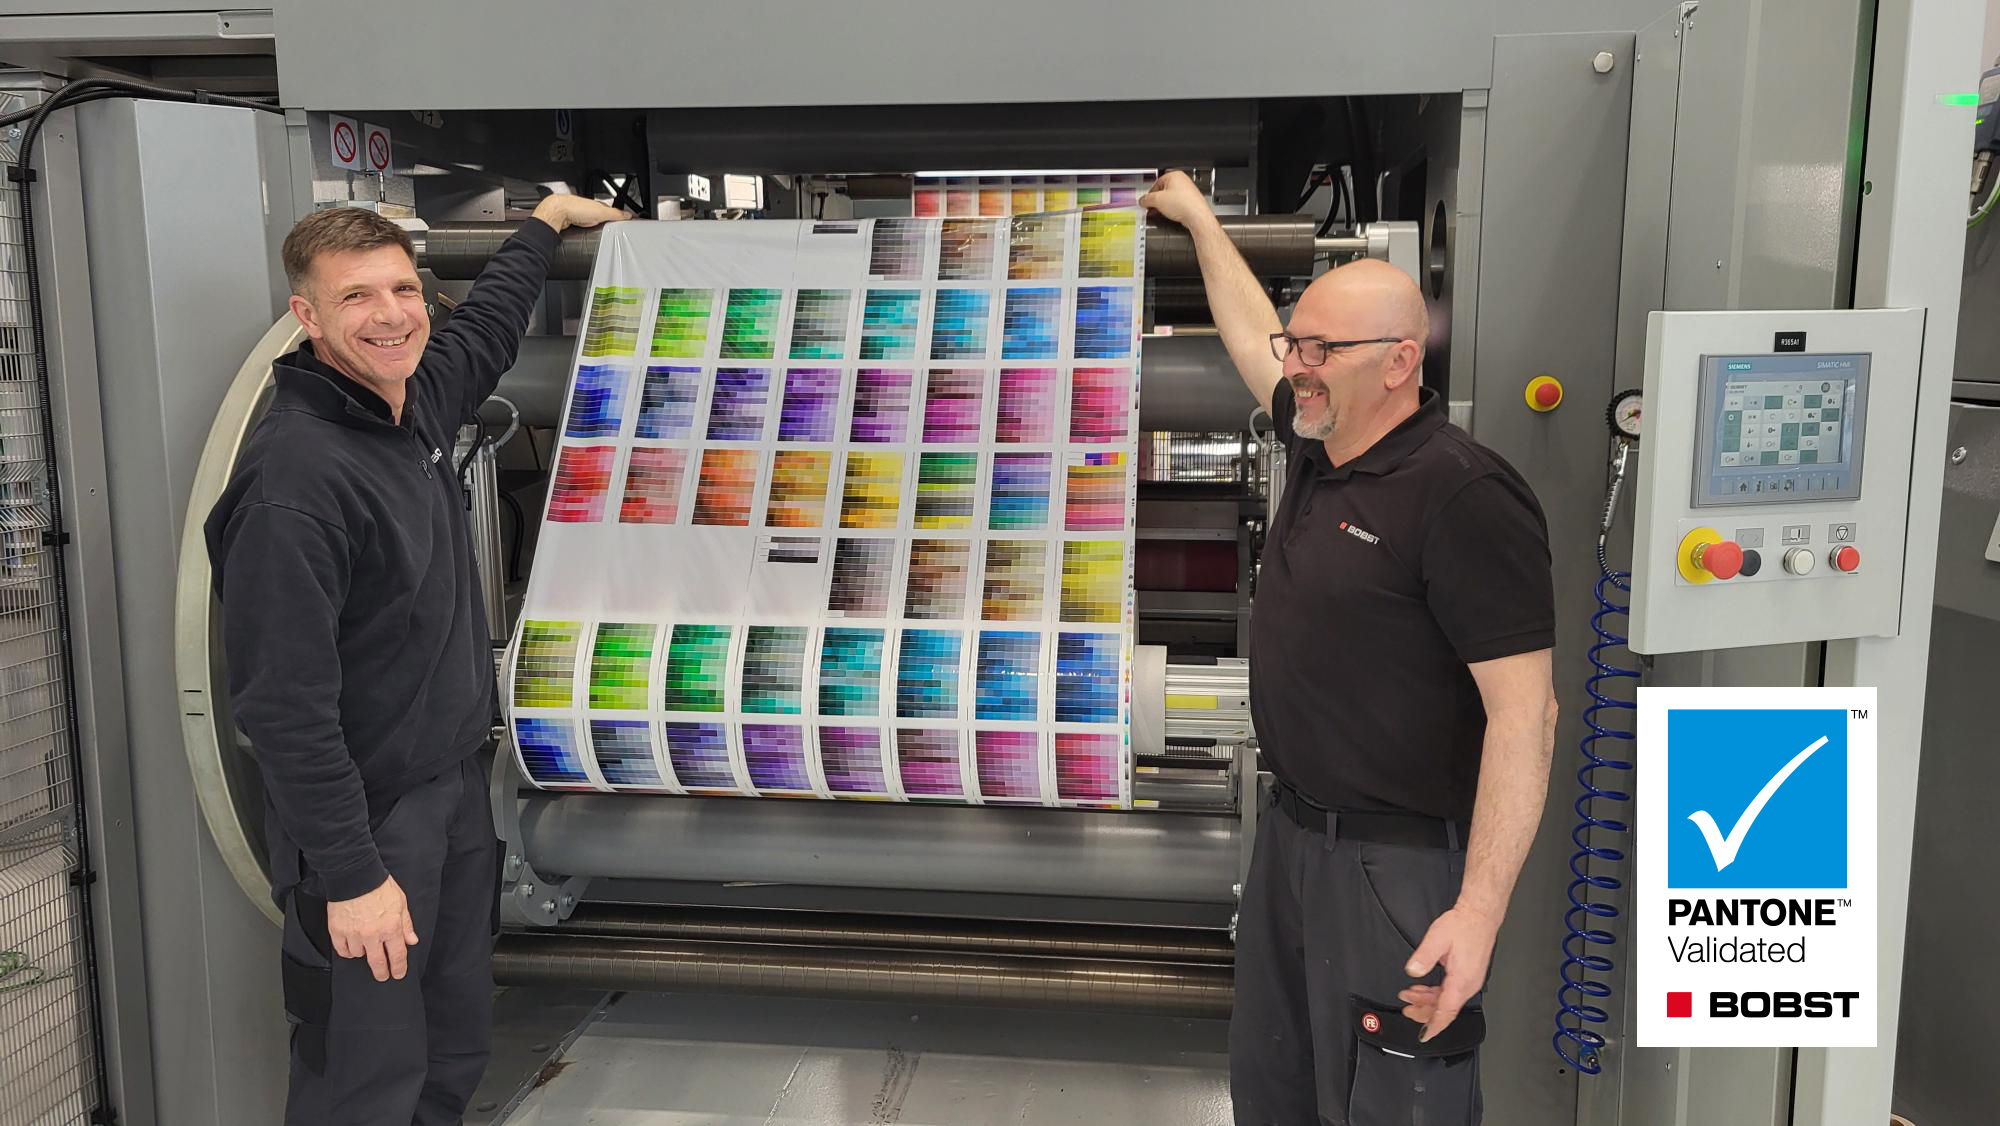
788, 289, 851, 360
651, 289, 712, 358
742, 626, 809, 715
588, 623, 655, 710
662, 624, 731, 712
914, 452, 977, 530
514, 620, 583, 707
721, 288, 781, 359
581, 287, 644, 357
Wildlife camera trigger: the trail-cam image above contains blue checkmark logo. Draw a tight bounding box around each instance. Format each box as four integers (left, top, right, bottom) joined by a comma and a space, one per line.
1666, 709, 1848, 889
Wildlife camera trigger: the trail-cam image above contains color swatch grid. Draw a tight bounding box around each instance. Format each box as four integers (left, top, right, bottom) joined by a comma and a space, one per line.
511, 212, 1143, 806
913, 173, 1156, 219
651, 289, 713, 358
582, 287, 644, 357
566, 364, 627, 438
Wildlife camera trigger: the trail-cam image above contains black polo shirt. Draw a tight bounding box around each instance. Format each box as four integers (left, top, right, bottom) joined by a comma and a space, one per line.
1249, 383, 1554, 822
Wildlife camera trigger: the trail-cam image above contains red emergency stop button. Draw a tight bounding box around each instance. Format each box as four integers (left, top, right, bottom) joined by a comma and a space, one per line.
1693, 540, 1744, 580
1525, 375, 1564, 412
1830, 545, 1861, 573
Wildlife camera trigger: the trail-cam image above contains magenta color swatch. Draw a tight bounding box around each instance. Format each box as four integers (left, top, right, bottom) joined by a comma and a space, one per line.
1056, 732, 1120, 803
976, 729, 1042, 803
923, 369, 984, 443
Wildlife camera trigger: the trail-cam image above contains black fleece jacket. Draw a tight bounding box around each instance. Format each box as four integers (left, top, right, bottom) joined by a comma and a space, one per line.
206, 218, 559, 900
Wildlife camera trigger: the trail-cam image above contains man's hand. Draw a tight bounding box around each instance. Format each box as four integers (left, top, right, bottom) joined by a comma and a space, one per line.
531, 193, 633, 234
1139, 170, 1219, 232
1397, 904, 1500, 1042
326, 875, 420, 983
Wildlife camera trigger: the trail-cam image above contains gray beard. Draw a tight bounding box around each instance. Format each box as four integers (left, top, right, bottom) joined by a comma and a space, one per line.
1294, 404, 1335, 441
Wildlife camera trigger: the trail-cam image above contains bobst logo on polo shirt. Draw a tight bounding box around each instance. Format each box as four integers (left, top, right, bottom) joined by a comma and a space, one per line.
1635, 687, 1877, 1049
1337, 520, 1380, 545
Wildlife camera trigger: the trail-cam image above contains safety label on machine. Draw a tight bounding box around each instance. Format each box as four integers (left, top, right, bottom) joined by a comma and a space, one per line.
504, 212, 1143, 809
1634, 686, 1878, 1047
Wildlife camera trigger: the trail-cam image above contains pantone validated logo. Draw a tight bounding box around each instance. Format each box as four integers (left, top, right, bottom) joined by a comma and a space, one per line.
1665, 709, 1848, 889
1636, 688, 1876, 1049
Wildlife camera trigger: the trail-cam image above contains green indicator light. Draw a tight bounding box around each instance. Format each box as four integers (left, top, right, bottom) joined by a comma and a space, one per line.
1938, 93, 1980, 107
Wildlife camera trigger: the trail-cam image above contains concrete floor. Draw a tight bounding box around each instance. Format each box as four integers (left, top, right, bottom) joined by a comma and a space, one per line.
492, 991, 1232, 1126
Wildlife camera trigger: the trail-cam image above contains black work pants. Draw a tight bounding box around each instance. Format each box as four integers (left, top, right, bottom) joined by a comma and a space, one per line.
267, 754, 499, 1126
1230, 794, 1483, 1125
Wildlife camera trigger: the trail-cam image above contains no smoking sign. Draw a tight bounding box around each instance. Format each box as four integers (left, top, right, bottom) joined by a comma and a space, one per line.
329, 115, 362, 171
329, 116, 393, 174
364, 123, 393, 174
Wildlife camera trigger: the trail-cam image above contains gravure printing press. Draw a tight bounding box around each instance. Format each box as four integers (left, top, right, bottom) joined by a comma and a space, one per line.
0, 0, 1988, 1123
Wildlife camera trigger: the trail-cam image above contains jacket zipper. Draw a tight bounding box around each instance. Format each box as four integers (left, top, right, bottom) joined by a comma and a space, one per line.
407, 424, 434, 479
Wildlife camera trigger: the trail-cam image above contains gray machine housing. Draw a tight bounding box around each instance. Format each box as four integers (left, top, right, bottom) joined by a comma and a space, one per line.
2, 0, 1975, 1123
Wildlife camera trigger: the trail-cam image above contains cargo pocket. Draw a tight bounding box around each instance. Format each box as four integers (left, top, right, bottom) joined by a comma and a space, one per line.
280, 891, 334, 1073
1346, 995, 1483, 1126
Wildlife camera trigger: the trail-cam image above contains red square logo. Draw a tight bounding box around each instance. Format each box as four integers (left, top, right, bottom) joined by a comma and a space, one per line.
1667, 992, 1693, 1018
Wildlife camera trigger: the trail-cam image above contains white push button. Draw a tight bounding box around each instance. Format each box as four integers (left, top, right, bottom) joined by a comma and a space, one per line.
1783, 548, 1817, 576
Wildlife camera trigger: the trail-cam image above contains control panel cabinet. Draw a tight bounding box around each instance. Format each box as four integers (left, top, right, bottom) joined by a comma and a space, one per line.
1629, 309, 1925, 654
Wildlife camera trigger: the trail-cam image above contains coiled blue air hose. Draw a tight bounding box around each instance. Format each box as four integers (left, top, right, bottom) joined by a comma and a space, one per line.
1553, 439, 1641, 1073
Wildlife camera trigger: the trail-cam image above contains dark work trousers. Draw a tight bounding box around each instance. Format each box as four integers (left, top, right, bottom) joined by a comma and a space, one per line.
1230, 792, 1482, 1126
267, 753, 500, 1126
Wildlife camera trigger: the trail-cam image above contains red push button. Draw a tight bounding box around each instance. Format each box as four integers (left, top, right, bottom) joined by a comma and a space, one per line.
1830, 545, 1861, 573
1695, 540, 1744, 580
1525, 375, 1564, 412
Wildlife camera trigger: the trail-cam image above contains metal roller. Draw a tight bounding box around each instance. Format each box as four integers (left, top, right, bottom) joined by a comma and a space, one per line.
558, 904, 1234, 964
417, 214, 1326, 281
492, 932, 1234, 1018
518, 796, 1240, 903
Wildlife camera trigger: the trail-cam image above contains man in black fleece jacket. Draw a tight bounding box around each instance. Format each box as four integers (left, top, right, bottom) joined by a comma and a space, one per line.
206, 194, 625, 1124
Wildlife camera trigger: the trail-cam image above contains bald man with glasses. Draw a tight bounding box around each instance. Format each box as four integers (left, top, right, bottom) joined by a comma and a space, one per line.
1143, 172, 1558, 1126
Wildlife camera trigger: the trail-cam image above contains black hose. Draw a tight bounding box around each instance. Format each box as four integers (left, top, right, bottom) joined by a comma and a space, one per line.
457, 412, 488, 484
498, 489, 527, 583
7, 77, 285, 1124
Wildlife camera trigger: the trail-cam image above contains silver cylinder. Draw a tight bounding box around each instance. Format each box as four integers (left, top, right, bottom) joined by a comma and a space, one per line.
495, 332, 1254, 434
418, 215, 1320, 281
558, 904, 1232, 964
1143, 214, 1321, 278
455, 426, 508, 639
1133, 335, 1258, 432
518, 796, 1240, 903
492, 933, 1234, 1018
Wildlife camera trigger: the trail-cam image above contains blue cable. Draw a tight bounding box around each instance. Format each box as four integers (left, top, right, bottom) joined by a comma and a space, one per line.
1552, 542, 1639, 1073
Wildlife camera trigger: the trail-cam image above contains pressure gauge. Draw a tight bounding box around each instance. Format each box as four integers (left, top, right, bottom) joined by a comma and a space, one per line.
1607, 389, 1644, 441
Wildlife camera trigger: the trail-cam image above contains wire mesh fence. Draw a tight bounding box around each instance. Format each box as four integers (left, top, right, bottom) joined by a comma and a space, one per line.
0, 92, 103, 1126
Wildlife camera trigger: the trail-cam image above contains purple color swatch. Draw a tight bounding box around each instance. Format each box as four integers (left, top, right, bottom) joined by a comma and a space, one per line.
663, 722, 736, 791
818, 726, 887, 794
851, 368, 913, 443
897, 729, 964, 798
707, 367, 770, 441
743, 725, 811, 791
778, 367, 840, 442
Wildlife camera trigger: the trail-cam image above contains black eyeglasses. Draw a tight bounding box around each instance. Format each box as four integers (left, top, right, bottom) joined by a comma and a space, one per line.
1269, 332, 1405, 367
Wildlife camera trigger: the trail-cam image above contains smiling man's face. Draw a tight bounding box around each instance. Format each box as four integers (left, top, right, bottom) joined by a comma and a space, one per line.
290, 245, 431, 398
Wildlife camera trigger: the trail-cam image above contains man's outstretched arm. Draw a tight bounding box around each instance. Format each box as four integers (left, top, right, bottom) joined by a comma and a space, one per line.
1139, 171, 1285, 413
421, 194, 630, 425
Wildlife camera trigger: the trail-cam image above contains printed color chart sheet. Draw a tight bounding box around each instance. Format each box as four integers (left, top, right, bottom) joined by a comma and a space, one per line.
506, 212, 1144, 808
